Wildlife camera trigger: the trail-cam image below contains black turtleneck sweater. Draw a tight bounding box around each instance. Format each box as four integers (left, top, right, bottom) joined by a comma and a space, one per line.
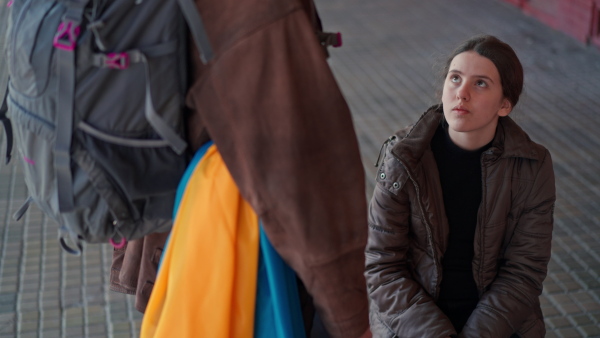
431, 121, 492, 332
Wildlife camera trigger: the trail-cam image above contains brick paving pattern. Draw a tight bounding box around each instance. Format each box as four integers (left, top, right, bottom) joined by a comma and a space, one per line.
1, 0, 600, 337
0, 160, 143, 337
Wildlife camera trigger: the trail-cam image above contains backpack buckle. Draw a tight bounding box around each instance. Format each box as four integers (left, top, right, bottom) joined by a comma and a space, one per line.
105, 53, 130, 69
53, 21, 81, 51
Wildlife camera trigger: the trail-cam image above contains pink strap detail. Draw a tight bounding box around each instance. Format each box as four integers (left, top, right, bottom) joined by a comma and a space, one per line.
105, 53, 130, 69
53, 22, 80, 51
109, 237, 127, 249
333, 32, 342, 48
7, 0, 13, 7
23, 156, 35, 165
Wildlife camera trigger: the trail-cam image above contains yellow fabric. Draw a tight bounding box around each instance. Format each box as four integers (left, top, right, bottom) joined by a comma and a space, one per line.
141, 145, 259, 338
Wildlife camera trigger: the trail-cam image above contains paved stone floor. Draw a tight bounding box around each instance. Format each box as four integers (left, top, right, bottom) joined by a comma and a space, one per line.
1, 0, 600, 337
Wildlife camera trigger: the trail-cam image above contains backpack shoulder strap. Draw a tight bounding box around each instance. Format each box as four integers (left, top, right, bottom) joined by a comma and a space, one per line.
53, 0, 89, 212
177, 0, 214, 64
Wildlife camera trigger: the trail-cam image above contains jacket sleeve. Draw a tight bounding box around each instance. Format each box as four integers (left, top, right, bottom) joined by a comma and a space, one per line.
185, 2, 369, 337
366, 180, 456, 338
461, 150, 556, 337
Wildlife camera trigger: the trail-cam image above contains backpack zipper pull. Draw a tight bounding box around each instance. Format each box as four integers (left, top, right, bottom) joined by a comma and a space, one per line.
87, 20, 107, 51
13, 196, 32, 221
109, 221, 128, 249
0, 92, 13, 164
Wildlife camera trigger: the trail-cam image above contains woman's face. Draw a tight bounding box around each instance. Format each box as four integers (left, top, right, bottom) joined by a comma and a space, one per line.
442, 51, 512, 150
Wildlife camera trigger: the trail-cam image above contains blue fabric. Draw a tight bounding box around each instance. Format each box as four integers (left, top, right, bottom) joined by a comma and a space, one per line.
254, 222, 305, 338
174, 140, 214, 218
159, 141, 213, 271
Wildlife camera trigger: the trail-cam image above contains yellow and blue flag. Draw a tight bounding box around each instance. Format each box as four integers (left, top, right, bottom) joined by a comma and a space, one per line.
142, 143, 305, 338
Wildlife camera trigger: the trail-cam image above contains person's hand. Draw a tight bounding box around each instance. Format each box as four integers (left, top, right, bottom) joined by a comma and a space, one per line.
358, 328, 372, 338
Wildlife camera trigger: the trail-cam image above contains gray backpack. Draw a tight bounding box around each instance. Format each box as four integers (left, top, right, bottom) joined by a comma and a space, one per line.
1, 0, 213, 254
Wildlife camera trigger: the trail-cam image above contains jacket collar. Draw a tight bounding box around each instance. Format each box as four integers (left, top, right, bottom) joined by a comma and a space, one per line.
492, 116, 544, 161
391, 104, 545, 167
390, 104, 443, 170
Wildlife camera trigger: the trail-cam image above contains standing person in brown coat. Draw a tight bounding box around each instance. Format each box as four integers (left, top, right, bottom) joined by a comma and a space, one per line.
366, 35, 555, 337
112, 0, 372, 337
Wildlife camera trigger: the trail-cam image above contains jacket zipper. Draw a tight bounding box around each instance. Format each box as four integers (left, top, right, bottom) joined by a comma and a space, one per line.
396, 155, 441, 298
476, 149, 493, 297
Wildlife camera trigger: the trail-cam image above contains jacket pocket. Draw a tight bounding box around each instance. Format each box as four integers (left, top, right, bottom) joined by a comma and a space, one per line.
8, 97, 58, 219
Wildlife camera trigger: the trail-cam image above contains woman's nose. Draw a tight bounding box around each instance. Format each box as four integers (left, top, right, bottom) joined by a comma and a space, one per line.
457, 84, 470, 101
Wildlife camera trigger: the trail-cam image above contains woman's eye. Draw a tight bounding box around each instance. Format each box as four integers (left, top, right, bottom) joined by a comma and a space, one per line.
476, 80, 488, 87
450, 75, 460, 83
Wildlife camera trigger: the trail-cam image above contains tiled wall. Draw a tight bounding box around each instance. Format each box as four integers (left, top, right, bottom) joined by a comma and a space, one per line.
504, 0, 600, 48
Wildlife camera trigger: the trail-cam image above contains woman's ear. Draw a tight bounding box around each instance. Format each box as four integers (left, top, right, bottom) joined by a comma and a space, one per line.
498, 98, 512, 117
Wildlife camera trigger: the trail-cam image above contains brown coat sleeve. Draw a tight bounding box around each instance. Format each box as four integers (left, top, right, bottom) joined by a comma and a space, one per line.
186, 0, 369, 336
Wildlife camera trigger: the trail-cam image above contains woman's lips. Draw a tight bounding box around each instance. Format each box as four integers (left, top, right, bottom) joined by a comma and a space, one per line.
452, 106, 470, 114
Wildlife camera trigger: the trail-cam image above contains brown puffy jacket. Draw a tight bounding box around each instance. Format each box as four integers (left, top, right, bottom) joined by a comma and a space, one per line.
366, 106, 555, 338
